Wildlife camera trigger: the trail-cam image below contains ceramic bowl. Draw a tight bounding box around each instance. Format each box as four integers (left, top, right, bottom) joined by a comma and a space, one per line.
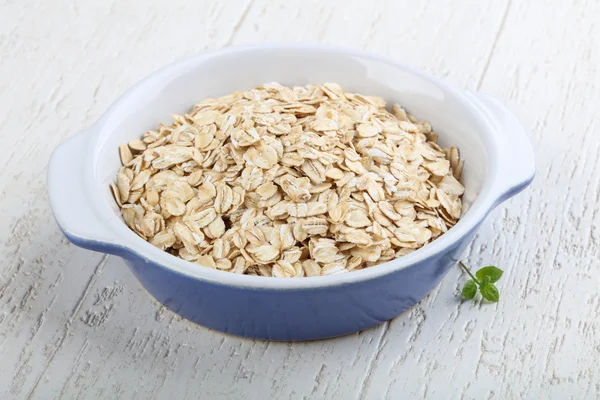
47, 44, 535, 340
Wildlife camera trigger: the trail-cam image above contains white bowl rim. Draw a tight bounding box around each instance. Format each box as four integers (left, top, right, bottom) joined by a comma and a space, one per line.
81, 43, 514, 289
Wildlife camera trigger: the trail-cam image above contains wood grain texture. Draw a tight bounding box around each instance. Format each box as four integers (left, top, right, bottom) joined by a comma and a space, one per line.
0, 0, 598, 398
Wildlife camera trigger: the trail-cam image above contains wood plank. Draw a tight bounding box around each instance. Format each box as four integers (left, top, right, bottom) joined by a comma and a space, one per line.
359, 1, 600, 398
3, 0, 597, 399
0, 0, 254, 397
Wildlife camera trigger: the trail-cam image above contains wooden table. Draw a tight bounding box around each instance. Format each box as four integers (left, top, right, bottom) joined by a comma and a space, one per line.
1, 1, 598, 398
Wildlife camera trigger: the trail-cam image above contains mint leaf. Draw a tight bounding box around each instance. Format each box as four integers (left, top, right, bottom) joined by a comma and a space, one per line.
475, 266, 504, 283
480, 283, 500, 302
462, 280, 477, 299
458, 261, 503, 304
480, 275, 491, 288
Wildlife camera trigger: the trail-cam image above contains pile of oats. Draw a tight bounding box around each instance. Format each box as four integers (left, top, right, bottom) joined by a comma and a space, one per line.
111, 83, 464, 277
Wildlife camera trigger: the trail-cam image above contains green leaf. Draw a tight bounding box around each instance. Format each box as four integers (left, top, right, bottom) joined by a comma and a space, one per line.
480, 275, 491, 288
480, 283, 500, 302
461, 280, 477, 299
475, 266, 504, 283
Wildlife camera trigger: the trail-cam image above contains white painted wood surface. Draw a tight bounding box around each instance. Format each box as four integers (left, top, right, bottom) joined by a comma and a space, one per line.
1, 0, 598, 398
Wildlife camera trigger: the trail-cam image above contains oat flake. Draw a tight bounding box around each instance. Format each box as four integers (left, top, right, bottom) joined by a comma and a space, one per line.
111, 83, 465, 277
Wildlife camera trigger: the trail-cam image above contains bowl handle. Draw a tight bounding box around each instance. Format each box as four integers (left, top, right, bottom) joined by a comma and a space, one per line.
468, 92, 536, 206
48, 130, 124, 255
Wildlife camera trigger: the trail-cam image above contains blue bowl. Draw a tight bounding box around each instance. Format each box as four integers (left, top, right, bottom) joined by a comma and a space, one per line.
48, 44, 534, 340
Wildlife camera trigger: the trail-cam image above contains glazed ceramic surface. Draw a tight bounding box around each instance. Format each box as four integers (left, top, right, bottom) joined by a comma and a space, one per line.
47, 44, 534, 340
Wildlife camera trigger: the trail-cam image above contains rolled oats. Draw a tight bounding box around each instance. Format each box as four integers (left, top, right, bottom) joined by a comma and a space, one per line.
111, 83, 464, 277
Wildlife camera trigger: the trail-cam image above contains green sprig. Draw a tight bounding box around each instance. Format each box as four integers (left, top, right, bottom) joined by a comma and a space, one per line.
459, 262, 503, 302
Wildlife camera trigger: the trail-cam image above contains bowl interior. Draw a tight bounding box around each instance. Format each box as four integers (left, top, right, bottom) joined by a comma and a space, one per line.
91, 46, 490, 271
